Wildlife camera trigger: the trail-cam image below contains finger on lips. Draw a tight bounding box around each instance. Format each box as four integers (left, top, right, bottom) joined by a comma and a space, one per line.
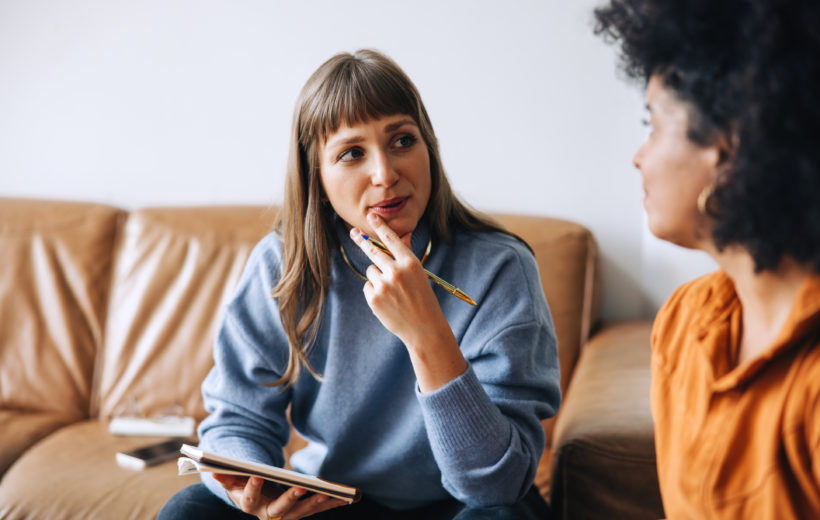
367, 214, 402, 246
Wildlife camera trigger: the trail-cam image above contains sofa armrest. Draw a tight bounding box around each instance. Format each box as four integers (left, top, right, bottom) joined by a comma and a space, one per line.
549, 321, 664, 519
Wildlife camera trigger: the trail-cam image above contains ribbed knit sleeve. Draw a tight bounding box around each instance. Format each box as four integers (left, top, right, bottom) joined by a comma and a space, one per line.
416, 233, 560, 507
418, 367, 510, 454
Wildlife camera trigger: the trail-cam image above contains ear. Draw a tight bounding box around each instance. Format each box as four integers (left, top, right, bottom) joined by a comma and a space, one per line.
715, 129, 737, 166
701, 130, 735, 183
315, 178, 329, 204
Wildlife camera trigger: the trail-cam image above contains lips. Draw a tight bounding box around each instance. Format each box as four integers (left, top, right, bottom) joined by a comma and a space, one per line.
369, 197, 408, 215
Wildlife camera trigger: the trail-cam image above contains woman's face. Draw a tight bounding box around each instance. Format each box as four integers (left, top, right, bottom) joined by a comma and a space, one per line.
319, 113, 431, 245
633, 75, 721, 248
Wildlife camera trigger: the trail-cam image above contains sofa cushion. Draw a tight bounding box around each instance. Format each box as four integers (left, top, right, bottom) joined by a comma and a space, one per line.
0, 198, 122, 418
92, 206, 276, 421
549, 321, 664, 519
0, 420, 199, 519
0, 410, 74, 477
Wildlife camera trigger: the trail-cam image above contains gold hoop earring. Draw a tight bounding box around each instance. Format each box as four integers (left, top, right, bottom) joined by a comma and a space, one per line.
697, 185, 714, 215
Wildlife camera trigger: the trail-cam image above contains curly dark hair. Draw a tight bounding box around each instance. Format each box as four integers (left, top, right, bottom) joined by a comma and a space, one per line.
594, 0, 820, 273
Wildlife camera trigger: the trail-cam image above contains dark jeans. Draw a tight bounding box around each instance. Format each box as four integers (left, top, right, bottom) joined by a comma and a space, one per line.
158, 482, 552, 520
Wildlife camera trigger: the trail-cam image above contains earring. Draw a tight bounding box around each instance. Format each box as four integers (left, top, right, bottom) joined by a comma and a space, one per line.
697, 185, 714, 215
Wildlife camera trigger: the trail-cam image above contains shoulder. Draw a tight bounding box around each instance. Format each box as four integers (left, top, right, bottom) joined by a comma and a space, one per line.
217, 231, 290, 367
247, 231, 284, 269
652, 270, 730, 359
665, 266, 727, 301
226, 231, 283, 313
798, 339, 820, 452
454, 229, 538, 275
237, 231, 284, 286
654, 270, 728, 331
451, 229, 547, 321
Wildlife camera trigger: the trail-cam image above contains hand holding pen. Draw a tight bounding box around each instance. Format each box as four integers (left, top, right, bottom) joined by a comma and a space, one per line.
360, 235, 476, 306
349, 214, 476, 306
351, 213, 470, 393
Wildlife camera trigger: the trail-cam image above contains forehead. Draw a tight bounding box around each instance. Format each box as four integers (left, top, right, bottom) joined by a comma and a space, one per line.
646, 75, 672, 108
646, 75, 688, 120
323, 114, 418, 143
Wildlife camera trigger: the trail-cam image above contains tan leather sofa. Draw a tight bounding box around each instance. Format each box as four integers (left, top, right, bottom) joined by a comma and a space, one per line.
0, 198, 663, 519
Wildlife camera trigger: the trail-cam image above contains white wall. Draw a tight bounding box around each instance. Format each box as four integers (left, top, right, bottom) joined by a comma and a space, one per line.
0, 0, 715, 321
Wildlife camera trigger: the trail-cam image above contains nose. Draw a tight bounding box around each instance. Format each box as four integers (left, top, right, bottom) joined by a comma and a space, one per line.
632, 140, 646, 171
370, 150, 399, 187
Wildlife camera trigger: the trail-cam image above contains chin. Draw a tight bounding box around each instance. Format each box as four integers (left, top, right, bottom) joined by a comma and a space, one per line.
394, 226, 414, 245
387, 217, 417, 239
398, 233, 413, 247
648, 222, 700, 250
647, 215, 673, 240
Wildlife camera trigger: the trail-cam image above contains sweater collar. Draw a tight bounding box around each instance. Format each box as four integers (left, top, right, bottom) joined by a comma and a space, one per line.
333, 213, 432, 278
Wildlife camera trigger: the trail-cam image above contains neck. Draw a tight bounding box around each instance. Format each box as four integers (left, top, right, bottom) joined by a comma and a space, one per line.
708, 244, 811, 362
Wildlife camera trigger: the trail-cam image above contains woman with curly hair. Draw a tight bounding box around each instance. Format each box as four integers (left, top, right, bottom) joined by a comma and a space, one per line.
594, 0, 820, 518
158, 49, 558, 520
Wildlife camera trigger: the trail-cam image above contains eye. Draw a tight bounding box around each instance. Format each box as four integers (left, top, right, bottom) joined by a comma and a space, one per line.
394, 134, 417, 149
338, 147, 364, 162
641, 117, 655, 136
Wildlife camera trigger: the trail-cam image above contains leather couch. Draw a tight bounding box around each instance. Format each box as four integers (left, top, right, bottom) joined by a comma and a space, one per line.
0, 197, 663, 519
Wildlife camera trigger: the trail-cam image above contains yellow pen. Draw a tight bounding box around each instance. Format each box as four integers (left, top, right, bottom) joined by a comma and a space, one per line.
362, 235, 477, 306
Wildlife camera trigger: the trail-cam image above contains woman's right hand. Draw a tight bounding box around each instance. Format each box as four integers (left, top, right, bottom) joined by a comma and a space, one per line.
213, 474, 347, 519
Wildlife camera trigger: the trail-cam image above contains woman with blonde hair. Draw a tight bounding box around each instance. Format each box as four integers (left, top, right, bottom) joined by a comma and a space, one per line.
160, 49, 558, 519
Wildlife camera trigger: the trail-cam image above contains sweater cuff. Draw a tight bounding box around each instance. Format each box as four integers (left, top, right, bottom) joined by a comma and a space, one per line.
416, 366, 510, 453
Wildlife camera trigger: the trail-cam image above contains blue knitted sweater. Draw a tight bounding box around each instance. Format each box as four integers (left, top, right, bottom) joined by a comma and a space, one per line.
198, 219, 561, 510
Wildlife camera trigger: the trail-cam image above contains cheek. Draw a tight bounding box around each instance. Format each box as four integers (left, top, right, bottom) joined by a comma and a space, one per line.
642, 141, 691, 189
644, 162, 713, 243
412, 153, 432, 199
321, 166, 358, 200
320, 172, 351, 217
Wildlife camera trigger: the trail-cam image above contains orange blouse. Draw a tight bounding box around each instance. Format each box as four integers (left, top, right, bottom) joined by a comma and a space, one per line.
651, 270, 820, 519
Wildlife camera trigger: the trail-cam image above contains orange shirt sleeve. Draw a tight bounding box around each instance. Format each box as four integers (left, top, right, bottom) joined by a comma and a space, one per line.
811, 389, 820, 486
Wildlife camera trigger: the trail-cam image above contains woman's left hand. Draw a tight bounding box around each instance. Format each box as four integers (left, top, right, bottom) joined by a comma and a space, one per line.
350, 213, 467, 391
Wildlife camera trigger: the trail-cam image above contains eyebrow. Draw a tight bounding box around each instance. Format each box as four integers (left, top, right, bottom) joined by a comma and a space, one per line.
326, 135, 365, 149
